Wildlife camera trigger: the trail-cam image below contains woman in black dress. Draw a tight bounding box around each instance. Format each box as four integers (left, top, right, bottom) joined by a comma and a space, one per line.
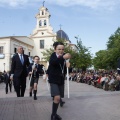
49, 42, 71, 120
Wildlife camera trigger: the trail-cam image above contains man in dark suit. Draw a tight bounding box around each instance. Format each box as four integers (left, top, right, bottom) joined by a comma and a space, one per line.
4, 71, 12, 94
10, 46, 30, 97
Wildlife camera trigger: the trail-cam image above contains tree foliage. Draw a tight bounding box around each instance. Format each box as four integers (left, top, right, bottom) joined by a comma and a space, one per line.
42, 38, 92, 71
93, 27, 120, 69
74, 40, 92, 71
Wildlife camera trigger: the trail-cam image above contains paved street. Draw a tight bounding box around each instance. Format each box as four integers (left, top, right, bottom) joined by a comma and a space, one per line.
0, 77, 120, 120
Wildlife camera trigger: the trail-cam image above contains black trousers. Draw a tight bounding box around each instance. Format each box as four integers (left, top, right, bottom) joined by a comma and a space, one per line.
5, 81, 12, 93
117, 70, 120, 75
13, 76, 26, 97
119, 81, 120, 91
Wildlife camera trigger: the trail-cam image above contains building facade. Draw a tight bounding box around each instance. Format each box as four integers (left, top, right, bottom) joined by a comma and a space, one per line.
0, 5, 76, 72
0, 36, 34, 72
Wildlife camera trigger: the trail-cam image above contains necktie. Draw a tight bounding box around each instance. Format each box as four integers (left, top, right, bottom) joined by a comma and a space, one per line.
35, 64, 37, 68
58, 55, 61, 58
20, 55, 24, 65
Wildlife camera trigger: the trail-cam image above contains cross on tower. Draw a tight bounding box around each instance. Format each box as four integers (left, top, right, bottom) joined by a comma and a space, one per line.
43, 1, 45, 7
59, 24, 62, 30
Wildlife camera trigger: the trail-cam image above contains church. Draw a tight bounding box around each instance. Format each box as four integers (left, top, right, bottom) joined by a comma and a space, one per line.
0, 4, 77, 72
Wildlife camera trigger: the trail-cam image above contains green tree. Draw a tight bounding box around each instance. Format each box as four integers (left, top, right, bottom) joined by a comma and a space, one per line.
42, 37, 92, 71
107, 27, 120, 49
74, 39, 92, 71
107, 27, 120, 69
93, 27, 120, 69
93, 50, 109, 69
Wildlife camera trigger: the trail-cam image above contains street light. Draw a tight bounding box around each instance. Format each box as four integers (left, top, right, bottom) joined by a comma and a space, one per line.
3, 63, 5, 71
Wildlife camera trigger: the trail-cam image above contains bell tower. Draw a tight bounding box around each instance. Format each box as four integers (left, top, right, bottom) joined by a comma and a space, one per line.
37, 7, 50, 29
31, 5, 55, 36
30, 4, 56, 67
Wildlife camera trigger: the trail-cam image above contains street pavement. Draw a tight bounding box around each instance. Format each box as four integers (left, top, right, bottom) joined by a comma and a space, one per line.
0, 76, 120, 120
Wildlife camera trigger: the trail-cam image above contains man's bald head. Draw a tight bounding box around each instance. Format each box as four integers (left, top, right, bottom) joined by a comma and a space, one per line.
17, 46, 23, 54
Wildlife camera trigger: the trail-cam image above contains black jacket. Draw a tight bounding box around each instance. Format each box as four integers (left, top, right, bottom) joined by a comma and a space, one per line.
4, 73, 11, 84
11, 53, 30, 77
28, 63, 43, 78
48, 52, 66, 85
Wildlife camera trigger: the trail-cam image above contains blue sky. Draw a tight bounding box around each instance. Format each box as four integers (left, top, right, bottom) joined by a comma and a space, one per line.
0, 0, 120, 56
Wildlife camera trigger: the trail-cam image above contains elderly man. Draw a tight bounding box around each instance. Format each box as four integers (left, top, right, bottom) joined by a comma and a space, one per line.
10, 46, 30, 97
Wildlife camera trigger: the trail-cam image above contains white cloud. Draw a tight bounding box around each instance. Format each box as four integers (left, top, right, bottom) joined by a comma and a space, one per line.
0, 0, 28, 7
0, 0, 120, 10
48, 0, 120, 10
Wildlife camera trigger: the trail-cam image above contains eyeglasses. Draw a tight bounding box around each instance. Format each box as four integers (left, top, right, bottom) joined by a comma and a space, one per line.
57, 49, 64, 50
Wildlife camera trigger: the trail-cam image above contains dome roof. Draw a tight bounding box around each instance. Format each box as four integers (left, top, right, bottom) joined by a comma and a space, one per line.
56, 30, 69, 41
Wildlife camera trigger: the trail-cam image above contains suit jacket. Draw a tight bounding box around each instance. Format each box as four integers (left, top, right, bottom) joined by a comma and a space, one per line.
11, 53, 30, 77
48, 52, 66, 85
28, 63, 43, 78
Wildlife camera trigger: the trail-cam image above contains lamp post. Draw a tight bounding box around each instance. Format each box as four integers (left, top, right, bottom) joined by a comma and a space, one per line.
3, 63, 5, 71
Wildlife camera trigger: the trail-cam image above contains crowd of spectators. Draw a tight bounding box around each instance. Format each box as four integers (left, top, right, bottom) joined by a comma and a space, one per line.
69, 70, 120, 91
1, 69, 120, 92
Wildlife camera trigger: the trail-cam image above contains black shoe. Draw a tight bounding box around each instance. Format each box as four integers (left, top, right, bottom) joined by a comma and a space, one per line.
60, 101, 65, 107
56, 114, 62, 120
51, 115, 56, 120
29, 92, 32, 97
34, 96, 37, 100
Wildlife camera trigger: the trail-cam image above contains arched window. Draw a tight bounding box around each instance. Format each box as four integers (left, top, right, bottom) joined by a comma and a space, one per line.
44, 20, 46, 26
42, 11, 44, 15
39, 20, 42, 27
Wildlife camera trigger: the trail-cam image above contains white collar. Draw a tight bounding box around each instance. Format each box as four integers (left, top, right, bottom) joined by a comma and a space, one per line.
34, 63, 38, 65
56, 53, 59, 57
18, 53, 23, 56
56, 53, 63, 57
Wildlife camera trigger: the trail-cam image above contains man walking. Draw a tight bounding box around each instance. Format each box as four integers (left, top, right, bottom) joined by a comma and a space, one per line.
4, 71, 12, 94
10, 46, 30, 97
